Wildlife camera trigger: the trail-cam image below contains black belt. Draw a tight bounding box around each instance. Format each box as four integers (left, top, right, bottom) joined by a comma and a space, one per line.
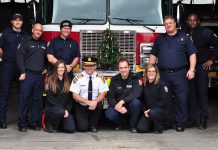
159, 66, 187, 73
26, 70, 42, 74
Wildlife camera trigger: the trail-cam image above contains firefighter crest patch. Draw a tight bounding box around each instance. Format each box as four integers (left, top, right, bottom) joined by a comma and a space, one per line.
164, 86, 168, 92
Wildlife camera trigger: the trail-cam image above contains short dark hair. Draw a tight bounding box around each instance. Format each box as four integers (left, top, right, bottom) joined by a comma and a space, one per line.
187, 13, 200, 21
117, 58, 129, 67
164, 15, 176, 23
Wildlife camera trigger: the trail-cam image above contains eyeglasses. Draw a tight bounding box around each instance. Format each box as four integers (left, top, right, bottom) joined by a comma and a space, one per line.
147, 70, 156, 73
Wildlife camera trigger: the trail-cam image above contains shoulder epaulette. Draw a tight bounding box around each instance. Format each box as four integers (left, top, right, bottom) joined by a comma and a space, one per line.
73, 73, 84, 84
96, 74, 105, 83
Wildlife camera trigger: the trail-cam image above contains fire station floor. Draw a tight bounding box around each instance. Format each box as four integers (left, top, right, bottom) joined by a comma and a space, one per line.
0, 88, 218, 150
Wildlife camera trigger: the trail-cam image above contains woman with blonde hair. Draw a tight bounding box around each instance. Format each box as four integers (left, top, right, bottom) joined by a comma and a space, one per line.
44, 60, 75, 133
136, 64, 170, 134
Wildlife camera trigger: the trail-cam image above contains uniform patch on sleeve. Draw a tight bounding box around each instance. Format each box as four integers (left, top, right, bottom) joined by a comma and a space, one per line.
138, 79, 142, 86
17, 44, 21, 49
47, 41, 50, 47
97, 74, 105, 83
214, 33, 217, 38
0, 33, 2, 38
73, 73, 83, 84
164, 86, 168, 92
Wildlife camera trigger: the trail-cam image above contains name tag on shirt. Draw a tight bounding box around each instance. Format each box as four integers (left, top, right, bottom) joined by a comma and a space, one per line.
126, 85, 132, 88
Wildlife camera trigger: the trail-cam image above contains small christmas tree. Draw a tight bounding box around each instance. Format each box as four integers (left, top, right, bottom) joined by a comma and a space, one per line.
98, 28, 121, 70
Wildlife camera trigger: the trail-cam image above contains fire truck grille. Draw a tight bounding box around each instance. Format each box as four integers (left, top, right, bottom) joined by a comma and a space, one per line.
80, 30, 136, 70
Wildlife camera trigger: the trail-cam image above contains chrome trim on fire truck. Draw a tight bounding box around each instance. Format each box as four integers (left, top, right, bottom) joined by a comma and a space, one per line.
80, 30, 136, 70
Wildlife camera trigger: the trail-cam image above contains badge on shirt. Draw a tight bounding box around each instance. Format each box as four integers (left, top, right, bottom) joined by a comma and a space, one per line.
164, 86, 168, 92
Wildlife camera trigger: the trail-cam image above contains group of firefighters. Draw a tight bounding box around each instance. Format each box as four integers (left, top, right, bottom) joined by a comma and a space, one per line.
0, 12, 217, 134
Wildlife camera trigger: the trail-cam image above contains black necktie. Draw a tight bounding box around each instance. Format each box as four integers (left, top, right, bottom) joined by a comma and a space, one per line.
88, 76, 92, 100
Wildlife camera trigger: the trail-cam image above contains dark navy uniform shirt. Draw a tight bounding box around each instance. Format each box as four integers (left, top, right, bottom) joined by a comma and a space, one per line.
0, 28, 26, 62
46, 79, 72, 112
142, 81, 170, 111
107, 71, 142, 107
151, 32, 197, 69
16, 36, 47, 73
184, 26, 218, 64
46, 36, 80, 65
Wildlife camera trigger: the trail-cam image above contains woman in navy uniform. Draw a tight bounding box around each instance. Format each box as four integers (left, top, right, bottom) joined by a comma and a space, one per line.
70, 57, 109, 132
44, 60, 75, 133
136, 64, 170, 134
0, 13, 26, 128
149, 15, 197, 132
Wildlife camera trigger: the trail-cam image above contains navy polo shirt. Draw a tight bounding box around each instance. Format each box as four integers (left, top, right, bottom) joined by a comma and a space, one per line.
184, 26, 218, 64
0, 28, 26, 62
46, 36, 80, 65
151, 32, 197, 69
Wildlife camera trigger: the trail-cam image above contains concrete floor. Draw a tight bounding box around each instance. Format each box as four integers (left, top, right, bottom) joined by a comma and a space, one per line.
0, 91, 218, 150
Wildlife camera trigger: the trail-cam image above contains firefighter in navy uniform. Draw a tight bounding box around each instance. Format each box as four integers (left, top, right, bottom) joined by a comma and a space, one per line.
0, 13, 26, 129
149, 16, 197, 132
16, 23, 47, 132
70, 57, 109, 133
46, 20, 80, 80
105, 58, 142, 133
183, 13, 218, 130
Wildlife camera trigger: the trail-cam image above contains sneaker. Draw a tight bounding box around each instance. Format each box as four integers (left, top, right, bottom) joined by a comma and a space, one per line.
19, 127, 27, 132
28, 126, 41, 131
130, 128, 137, 133
45, 124, 57, 133
154, 129, 163, 134
198, 121, 207, 130
114, 126, 122, 131
176, 126, 185, 132
90, 127, 97, 133
0, 121, 7, 129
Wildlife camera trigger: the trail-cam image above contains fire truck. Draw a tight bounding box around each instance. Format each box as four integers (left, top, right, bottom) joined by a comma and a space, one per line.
36, 0, 172, 75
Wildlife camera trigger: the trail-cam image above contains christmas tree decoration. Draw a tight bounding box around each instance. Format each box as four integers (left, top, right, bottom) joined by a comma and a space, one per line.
97, 28, 121, 70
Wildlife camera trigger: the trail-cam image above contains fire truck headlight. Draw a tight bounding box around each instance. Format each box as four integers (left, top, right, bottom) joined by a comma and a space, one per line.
139, 43, 153, 68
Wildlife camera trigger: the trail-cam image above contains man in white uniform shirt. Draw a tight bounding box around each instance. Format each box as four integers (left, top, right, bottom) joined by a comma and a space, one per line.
70, 57, 109, 132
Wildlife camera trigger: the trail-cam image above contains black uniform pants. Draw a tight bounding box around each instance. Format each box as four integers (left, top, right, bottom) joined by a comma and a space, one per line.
160, 69, 189, 127
74, 102, 103, 132
45, 106, 75, 133
136, 108, 164, 133
188, 64, 209, 122
0, 62, 19, 121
